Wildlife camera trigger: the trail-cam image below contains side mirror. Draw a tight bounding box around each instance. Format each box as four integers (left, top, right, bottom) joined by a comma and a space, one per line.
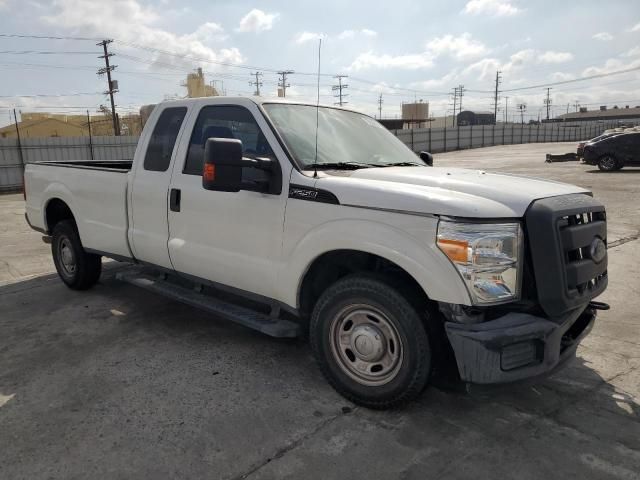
203, 138, 243, 192
419, 151, 433, 166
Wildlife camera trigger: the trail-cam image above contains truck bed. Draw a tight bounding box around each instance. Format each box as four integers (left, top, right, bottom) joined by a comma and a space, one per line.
24, 160, 133, 259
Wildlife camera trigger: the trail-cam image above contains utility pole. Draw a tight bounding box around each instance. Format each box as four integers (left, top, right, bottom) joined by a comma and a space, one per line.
332, 75, 349, 106
574, 100, 580, 112
517, 103, 526, 125
277, 70, 294, 97
450, 86, 459, 126
544, 87, 552, 120
492, 70, 502, 125
457, 84, 465, 113
97, 39, 120, 136
504, 96, 509, 123
378, 93, 383, 119
250, 71, 263, 96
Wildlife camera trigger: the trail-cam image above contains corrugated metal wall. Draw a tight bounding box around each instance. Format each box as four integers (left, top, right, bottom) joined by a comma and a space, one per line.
0, 119, 634, 191
0, 136, 138, 191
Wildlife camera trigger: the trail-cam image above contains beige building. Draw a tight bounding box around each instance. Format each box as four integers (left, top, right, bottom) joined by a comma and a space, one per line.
0, 112, 143, 138
182, 68, 219, 98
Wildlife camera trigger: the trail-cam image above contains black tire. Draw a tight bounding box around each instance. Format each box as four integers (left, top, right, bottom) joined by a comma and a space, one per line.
310, 274, 431, 409
597, 154, 618, 172
51, 220, 102, 290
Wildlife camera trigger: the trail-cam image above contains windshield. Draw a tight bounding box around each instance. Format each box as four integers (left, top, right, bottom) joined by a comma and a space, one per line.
263, 104, 424, 169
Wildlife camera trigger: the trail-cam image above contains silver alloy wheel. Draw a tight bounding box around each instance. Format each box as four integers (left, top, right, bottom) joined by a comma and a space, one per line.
58, 237, 76, 276
600, 155, 616, 170
329, 304, 404, 386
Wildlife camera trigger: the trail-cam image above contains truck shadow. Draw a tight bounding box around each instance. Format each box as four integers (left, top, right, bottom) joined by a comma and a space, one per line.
1, 269, 637, 423
585, 168, 640, 174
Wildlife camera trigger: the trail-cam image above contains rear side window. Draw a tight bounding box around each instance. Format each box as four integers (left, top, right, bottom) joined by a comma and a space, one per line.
143, 107, 187, 172
183, 105, 274, 175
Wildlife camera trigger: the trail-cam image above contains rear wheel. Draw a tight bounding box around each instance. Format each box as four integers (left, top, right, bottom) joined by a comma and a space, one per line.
52, 220, 102, 290
310, 275, 431, 409
597, 154, 618, 171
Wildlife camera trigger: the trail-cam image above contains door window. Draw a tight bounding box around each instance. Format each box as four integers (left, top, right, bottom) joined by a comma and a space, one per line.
183, 106, 274, 175
143, 107, 187, 172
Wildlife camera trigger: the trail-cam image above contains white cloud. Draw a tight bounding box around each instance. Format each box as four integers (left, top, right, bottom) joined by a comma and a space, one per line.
624, 46, 640, 57
463, 57, 501, 80
237, 9, 279, 33
629, 22, 640, 32
463, 0, 519, 17
294, 31, 325, 44
582, 56, 640, 76
538, 50, 573, 63
41, 0, 244, 68
336, 29, 379, 40
337, 30, 356, 40
592, 32, 613, 41
426, 33, 488, 60
346, 32, 485, 71
348, 51, 433, 71
549, 72, 575, 82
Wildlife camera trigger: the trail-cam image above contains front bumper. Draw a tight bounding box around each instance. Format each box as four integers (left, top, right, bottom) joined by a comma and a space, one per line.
445, 306, 596, 384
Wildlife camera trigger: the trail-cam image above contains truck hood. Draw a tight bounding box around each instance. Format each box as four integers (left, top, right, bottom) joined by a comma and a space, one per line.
315, 166, 589, 218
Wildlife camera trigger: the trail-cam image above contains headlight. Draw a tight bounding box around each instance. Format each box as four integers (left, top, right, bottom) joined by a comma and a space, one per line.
437, 220, 523, 305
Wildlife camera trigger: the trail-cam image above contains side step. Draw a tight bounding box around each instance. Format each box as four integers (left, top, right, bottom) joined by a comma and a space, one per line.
115, 269, 300, 338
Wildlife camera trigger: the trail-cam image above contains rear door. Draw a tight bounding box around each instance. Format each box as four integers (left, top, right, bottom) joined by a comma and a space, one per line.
129, 106, 188, 268
166, 101, 291, 300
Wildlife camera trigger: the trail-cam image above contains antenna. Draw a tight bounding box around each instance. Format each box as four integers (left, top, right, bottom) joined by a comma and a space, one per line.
313, 38, 322, 178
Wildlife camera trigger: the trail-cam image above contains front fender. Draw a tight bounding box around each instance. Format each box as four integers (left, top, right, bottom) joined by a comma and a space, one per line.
278, 215, 471, 309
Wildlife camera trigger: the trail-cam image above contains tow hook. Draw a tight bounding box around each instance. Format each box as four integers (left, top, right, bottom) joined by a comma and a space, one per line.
589, 301, 610, 311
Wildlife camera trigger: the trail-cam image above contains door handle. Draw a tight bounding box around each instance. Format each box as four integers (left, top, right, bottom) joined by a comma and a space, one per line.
170, 188, 181, 212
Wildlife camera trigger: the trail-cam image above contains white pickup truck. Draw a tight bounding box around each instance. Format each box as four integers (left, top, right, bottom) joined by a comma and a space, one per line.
25, 97, 609, 408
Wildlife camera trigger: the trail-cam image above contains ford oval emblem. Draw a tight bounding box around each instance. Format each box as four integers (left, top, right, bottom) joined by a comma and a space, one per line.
589, 237, 607, 264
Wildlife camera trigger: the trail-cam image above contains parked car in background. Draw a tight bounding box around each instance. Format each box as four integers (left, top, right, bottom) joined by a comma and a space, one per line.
577, 132, 621, 158
583, 131, 640, 171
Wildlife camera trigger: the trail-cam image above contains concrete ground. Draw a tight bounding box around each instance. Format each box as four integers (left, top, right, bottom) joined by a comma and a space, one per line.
1, 142, 639, 479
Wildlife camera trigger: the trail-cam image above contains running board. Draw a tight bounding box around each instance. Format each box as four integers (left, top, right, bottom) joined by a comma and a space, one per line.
115, 269, 300, 338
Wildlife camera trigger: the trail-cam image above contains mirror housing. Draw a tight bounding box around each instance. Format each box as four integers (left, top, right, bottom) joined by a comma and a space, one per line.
203, 138, 244, 192
419, 151, 434, 166
202, 137, 282, 194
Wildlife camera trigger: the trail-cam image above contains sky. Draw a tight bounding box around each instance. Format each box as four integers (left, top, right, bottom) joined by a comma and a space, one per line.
0, 0, 639, 126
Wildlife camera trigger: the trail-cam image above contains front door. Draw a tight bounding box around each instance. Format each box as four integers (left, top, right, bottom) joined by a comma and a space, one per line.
166, 102, 291, 300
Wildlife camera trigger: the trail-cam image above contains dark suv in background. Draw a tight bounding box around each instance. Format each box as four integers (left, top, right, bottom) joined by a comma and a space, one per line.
583, 131, 640, 171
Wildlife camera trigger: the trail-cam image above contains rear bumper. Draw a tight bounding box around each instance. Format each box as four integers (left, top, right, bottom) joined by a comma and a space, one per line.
445, 306, 595, 384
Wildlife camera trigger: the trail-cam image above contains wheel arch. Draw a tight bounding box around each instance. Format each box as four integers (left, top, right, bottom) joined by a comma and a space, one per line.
298, 249, 429, 317
44, 197, 76, 234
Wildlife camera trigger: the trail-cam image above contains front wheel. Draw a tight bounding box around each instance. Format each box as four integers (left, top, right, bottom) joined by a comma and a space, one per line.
597, 154, 618, 171
310, 275, 431, 409
51, 220, 102, 290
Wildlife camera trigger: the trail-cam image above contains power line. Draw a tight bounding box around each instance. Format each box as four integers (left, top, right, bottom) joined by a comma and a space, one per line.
0, 50, 99, 55
277, 70, 294, 97
332, 75, 348, 106
0, 33, 99, 41
0, 92, 102, 98
97, 39, 120, 136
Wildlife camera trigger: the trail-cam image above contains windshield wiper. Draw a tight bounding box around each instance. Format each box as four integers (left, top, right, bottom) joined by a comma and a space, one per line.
380, 162, 425, 167
310, 162, 375, 170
